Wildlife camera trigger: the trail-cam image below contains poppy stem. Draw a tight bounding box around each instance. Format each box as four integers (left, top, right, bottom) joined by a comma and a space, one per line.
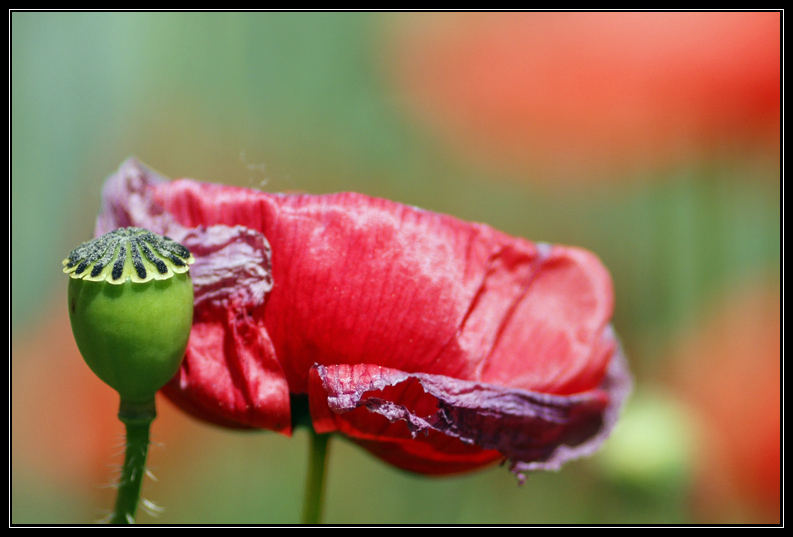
109, 399, 156, 524
301, 429, 331, 524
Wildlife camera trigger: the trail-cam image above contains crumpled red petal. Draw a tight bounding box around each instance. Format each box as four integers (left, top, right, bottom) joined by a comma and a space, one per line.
308, 336, 630, 478
94, 158, 631, 477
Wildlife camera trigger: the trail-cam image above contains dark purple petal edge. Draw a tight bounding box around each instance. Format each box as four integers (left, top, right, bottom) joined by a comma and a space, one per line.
318, 327, 631, 481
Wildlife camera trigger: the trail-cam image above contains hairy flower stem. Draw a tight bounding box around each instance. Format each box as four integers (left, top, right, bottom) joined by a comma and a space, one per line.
302, 430, 331, 524
110, 399, 156, 524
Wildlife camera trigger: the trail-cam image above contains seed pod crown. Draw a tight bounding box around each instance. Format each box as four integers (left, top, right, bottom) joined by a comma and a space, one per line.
63, 227, 194, 284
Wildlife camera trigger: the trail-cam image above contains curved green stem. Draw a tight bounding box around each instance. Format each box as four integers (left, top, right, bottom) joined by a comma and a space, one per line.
301, 430, 331, 525
110, 399, 156, 524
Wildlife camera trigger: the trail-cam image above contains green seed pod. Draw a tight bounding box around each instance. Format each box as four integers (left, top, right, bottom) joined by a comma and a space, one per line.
64, 227, 195, 403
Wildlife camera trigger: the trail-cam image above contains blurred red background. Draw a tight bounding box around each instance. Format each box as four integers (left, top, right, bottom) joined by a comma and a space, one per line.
670, 277, 780, 523
386, 12, 779, 182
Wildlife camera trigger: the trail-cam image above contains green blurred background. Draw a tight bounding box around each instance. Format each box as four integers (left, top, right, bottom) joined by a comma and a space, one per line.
11, 12, 780, 524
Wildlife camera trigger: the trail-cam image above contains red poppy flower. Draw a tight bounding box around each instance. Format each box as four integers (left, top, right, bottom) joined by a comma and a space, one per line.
95, 158, 631, 478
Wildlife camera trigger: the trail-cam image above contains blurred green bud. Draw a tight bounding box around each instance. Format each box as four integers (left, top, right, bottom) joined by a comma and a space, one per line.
64, 227, 195, 403
597, 388, 696, 495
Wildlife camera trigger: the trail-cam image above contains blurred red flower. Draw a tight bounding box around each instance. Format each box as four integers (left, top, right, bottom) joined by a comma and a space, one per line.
672, 278, 780, 523
95, 159, 630, 478
385, 12, 780, 181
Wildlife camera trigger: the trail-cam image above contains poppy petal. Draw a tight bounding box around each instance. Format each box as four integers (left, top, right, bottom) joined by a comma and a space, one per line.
309, 342, 629, 477
149, 175, 614, 397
